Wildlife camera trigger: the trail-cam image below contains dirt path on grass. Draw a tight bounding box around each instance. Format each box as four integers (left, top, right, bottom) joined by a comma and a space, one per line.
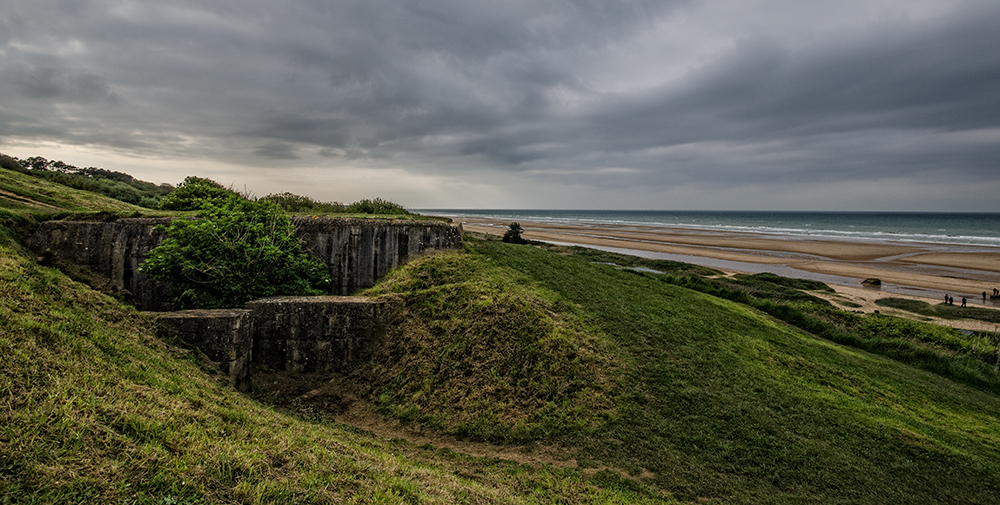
252, 372, 659, 481
0, 188, 61, 209
813, 283, 1000, 333
253, 372, 583, 469
334, 394, 580, 468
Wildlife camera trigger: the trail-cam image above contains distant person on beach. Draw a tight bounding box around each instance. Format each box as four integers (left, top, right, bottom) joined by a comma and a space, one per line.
949, 295, 954, 305
945, 294, 950, 304
961, 297, 967, 307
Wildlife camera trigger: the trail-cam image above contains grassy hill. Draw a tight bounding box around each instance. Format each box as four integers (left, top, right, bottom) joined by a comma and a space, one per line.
0, 164, 156, 219
4, 166, 1000, 503
0, 168, 655, 503
357, 237, 1000, 503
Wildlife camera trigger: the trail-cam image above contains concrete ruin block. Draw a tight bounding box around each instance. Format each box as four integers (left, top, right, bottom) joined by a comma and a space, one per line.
291, 217, 463, 295
246, 295, 399, 374
155, 309, 253, 391
28, 218, 175, 310
28, 216, 455, 389
29, 217, 462, 310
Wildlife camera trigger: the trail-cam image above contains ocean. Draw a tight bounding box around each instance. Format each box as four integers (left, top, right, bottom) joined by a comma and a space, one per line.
420, 210, 1000, 249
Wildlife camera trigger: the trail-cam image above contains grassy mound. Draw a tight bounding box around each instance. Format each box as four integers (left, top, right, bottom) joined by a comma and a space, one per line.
361, 237, 1000, 503
717, 272, 834, 305
360, 250, 620, 441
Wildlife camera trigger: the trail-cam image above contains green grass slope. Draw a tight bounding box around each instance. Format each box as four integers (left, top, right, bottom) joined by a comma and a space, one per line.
7, 166, 1000, 503
0, 235, 660, 503
361, 237, 1000, 504
0, 167, 150, 219
360, 250, 622, 441
0, 169, 663, 503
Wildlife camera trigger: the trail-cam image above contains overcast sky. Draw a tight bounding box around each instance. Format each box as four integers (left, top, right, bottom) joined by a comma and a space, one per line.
2, 0, 998, 211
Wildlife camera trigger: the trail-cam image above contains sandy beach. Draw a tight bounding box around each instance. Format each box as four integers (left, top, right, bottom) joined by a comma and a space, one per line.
454, 215, 1000, 331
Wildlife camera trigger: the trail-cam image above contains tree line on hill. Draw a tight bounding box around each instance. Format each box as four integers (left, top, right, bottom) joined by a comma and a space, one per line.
0, 151, 174, 208
0, 151, 411, 216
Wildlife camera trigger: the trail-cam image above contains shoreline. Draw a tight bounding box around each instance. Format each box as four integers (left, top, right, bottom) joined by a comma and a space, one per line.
453, 215, 1000, 329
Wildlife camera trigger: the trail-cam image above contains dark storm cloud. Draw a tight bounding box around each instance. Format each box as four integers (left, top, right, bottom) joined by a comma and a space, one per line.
621, 6, 1000, 141
5, 62, 121, 103
1, 0, 998, 209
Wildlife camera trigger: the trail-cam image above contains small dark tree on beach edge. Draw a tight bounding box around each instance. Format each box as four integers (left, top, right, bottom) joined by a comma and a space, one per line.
502, 222, 528, 244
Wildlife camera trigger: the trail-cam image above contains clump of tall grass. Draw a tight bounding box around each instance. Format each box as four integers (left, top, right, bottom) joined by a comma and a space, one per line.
345, 197, 411, 215
260, 192, 346, 214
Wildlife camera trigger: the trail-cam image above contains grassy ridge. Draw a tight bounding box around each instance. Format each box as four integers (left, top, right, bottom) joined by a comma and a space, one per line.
364, 237, 1000, 503
656, 275, 1000, 394
0, 238, 652, 503
0, 166, 148, 219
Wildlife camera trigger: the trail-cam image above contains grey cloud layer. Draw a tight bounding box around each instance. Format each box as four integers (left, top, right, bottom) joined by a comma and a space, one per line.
1, 0, 998, 209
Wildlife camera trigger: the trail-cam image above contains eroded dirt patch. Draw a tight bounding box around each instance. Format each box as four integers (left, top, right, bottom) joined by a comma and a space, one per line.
250, 370, 639, 473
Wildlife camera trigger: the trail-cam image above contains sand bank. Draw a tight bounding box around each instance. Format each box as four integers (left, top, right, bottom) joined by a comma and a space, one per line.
455, 216, 1000, 324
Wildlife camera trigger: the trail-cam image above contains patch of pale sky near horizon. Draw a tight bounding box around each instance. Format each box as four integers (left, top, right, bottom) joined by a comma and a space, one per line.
3, 137, 995, 212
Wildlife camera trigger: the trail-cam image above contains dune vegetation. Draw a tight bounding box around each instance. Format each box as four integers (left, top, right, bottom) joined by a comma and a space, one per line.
4, 165, 1000, 503
358, 236, 1000, 503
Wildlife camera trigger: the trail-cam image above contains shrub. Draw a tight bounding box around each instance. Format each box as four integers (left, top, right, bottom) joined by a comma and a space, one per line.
260, 192, 345, 213
501, 222, 527, 244
345, 198, 410, 215
157, 176, 237, 211
0, 154, 27, 173
140, 195, 330, 309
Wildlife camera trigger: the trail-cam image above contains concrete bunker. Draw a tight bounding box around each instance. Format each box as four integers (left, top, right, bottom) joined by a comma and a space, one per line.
155, 296, 401, 391
28, 216, 463, 311
30, 215, 462, 389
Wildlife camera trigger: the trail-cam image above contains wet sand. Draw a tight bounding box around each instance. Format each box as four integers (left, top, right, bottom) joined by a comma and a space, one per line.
454, 216, 1000, 329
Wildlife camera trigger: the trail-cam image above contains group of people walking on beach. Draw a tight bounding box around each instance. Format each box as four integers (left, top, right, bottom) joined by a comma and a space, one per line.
945, 288, 1000, 307
944, 294, 966, 307
983, 288, 1000, 302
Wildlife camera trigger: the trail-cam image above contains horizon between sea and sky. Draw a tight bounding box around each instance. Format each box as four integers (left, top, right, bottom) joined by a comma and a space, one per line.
423, 210, 1000, 248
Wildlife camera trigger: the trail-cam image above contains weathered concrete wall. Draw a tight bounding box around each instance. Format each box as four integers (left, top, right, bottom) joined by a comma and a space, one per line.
28, 217, 462, 310
27, 218, 176, 310
246, 295, 400, 374
292, 217, 463, 295
153, 296, 398, 389
155, 309, 254, 391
